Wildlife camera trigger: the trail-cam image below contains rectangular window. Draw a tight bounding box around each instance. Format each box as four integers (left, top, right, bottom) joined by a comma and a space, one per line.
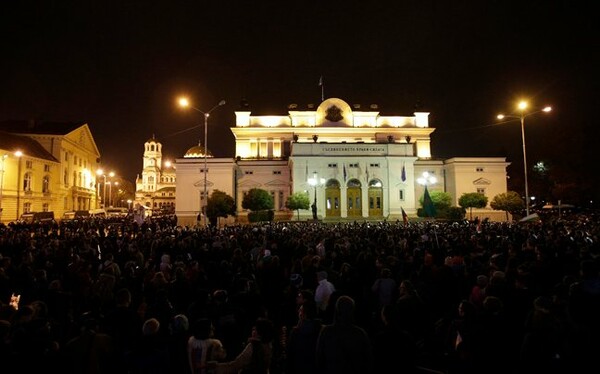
399, 189, 405, 201
273, 170, 281, 175
245, 171, 254, 175
477, 188, 486, 195
349, 163, 359, 168
44, 164, 51, 172
24, 202, 32, 213
279, 191, 284, 210
369, 163, 380, 168
26, 160, 33, 169
476, 167, 484, 172
327, 163, 338, 168
200, 168, 207, 173
42, 203, 49, 212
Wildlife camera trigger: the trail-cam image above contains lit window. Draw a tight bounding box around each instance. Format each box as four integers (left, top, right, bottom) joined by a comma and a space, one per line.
43, 175, 50, 193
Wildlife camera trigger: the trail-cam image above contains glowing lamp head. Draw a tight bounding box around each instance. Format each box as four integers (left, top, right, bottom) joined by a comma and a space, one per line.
178, 97, 190, 108
518, 101, 528, 111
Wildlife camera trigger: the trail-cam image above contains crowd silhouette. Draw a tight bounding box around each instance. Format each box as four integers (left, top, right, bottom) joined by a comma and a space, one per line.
0, 212, 599, 373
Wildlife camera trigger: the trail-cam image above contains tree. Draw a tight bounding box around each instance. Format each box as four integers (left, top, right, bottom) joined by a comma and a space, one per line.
490, 191, 525, 221
286, 192, 310, 220
458, 192, 489, 220
242, 188, 274, 211
206, 190, 236, 226
417, 191, 452, 217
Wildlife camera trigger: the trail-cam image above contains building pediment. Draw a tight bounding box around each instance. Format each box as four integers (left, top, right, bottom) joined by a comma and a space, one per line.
473, 177, 491, 185
264, 179, 289, 187
193, 180, 214, 188
238, 179, 262, 188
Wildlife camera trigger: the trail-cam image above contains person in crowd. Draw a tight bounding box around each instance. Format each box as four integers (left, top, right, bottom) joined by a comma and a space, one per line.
214, 317, 276, 374
286, 299, 322, 374
315, 271, 335, 318
188, 317, 227, 374
316, 295, 373, 374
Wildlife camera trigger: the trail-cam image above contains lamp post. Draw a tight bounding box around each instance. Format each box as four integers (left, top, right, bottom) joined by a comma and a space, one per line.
497, 101, 552, 216
178, 97, 226, 226
14, 150, 23, 220
127, 199, 132, 211
0, 154, 7, 222
308, 171, 326, 220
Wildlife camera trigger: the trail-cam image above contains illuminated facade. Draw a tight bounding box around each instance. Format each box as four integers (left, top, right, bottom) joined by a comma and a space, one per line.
174, 97, 510, 226
0, 121, 101, 223
134, 136, 176, 214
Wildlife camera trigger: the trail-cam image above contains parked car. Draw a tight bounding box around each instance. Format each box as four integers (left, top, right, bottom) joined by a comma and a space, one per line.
20, 211, 55, 223
62, 210, 90, 221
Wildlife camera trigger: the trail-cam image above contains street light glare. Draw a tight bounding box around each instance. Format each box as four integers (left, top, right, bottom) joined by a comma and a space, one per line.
178, 97, 190, 108
518, 101, 528, 110
497, 114, 505, 120
543, 106, 552, 112
14, 150, 23, 157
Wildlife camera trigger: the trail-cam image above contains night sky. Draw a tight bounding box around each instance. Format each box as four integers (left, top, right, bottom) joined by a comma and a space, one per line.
2, 1, 598, 202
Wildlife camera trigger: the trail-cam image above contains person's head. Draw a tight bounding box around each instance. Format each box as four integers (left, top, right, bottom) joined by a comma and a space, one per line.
191, 318, 214, 340
252, 317, 275, 343
170, 314, 189, 334
299, 300, 318, 321
317, 271, 328, 282
296, 289, 314, 306
334, 295, 355, 325
115, 288, 132, 306
142, 318, 160, 336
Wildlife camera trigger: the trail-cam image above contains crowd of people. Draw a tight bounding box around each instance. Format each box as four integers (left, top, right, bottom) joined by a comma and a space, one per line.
0, 212, 599, 373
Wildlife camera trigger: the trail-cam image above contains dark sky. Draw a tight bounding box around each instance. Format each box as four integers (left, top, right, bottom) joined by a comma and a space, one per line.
2, 1, 598, 200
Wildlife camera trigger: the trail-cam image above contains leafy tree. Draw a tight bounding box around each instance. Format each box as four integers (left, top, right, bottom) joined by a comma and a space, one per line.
458, 192, 489, 220
286, 192, 310, 221
206, 190, 236, 226
418, 190, 452, 211
242, 188, 274, 211
490, 191, 525, 221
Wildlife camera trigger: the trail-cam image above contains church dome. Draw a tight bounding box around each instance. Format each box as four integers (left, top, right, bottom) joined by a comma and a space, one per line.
184, 144, 213, 158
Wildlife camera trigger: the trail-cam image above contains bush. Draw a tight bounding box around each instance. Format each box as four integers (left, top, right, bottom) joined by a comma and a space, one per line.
248, 210, 274, 223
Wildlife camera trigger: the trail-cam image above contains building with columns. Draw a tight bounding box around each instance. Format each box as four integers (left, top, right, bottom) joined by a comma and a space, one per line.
173, 97, 510, 226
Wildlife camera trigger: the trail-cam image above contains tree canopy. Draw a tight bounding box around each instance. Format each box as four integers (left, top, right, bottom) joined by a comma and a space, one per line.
286, 192, 310, 220
490, 191, 525, 221
458, 192, 489, 220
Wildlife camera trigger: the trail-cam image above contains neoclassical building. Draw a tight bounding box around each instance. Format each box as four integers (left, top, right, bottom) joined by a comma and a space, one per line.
0, 120, 101, 223
173, 97, 510, 226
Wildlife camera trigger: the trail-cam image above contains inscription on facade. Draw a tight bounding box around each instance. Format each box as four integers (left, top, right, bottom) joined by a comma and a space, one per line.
322, 146, 387, 153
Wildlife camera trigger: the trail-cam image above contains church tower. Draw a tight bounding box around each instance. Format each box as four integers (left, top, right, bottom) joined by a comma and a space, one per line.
142, 135, 162, 192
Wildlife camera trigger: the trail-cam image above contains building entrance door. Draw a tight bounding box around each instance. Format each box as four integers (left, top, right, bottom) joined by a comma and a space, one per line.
325, 180, 341, 217
347, 187, 362, 217
368, 185, 383, 217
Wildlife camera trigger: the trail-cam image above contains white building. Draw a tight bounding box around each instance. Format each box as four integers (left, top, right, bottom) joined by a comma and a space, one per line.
173, 97, 510, 226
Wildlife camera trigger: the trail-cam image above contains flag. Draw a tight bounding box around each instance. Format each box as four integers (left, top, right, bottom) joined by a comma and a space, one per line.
401, 163, 406, 182
365, 163, 369, 181
401, 207, 408, 225
423, 185, 436, 218
305, 162, 309, 181
343, 163, 347, 181
476, 219, 482, 233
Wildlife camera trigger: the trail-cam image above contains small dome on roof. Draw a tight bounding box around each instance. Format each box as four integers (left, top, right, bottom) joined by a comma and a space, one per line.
184, 144, 213, 158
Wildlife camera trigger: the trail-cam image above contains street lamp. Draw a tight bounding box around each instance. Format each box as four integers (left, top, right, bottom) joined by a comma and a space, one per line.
308, 171, 326, 220
14, 150, 23, 220
497, 101, 552, 216
127, 199, 132, 211
96, 169, 114, 208
178, 97, 226, 226
0, 154, 8, 222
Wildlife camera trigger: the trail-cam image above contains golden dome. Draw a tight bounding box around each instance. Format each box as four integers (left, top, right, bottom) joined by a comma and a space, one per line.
183, 144, 213, 158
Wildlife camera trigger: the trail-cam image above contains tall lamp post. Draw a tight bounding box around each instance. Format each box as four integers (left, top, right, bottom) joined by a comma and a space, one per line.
178, 97, 226, 226
497, 101, 552, 216
0, 154, 8, 222
15, 150, 23, 220
96, 169, 114, 209
308, 171, 326, 220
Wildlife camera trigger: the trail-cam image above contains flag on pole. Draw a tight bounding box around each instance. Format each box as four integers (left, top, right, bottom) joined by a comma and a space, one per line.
318, 75, 324, 102
401, 163, 406, 182
343, 163, 347, 181
305, 161, 309, 181
423, 185, 436, 218
401, 207, 409, 225
365, 163, 369, 181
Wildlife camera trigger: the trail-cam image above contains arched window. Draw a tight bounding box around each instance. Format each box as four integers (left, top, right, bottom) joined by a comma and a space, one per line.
326, 180, 340, 188
347, 178, 361, 188
369, 179, 383, 188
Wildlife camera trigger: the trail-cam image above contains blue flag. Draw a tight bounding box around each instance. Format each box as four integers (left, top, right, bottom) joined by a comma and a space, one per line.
401, 163, 406, 182
343, 163, 347, 181
423, 185, 436, 218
